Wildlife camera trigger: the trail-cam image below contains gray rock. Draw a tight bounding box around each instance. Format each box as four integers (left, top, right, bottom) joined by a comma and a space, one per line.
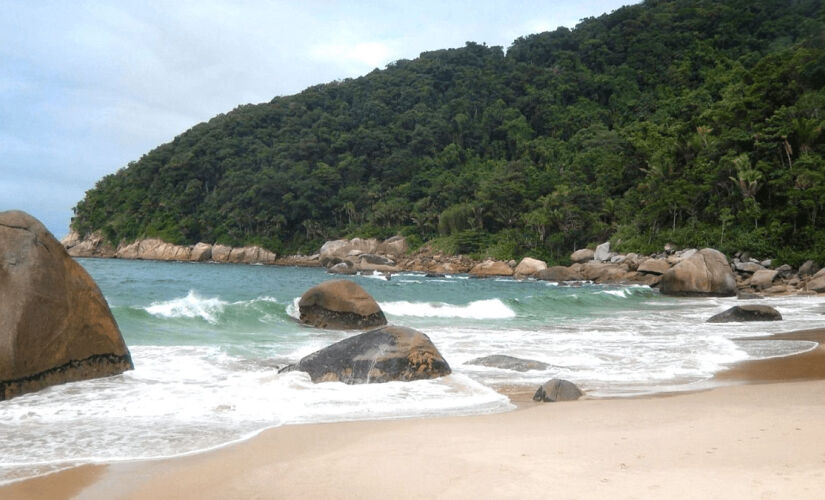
328, 261, 357, 275
736, 291, 763, 300
734, 261, 765, 273
359, 253, 395, 266
798, 260, 819, 277
535, 266, 581, 282
594, 242, 611, 262
465, 355, 549, 372
707, 305, 782, 323
637, 259, 671, 275
283, 325, 451, 384
774, 264, 793, 278
533, 379, 583, 402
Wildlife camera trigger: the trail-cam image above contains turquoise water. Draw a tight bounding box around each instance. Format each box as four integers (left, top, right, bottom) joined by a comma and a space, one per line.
1, 258, 822, 484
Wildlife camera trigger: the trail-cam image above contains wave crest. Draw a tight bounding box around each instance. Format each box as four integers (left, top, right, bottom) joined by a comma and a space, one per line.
379, 299, 515, 319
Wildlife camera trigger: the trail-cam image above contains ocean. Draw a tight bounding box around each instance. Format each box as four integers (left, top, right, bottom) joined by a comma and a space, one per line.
1, 258, 822, 483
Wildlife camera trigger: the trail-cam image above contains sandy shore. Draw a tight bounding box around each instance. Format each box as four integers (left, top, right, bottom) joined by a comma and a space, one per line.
4, 329, 825, 500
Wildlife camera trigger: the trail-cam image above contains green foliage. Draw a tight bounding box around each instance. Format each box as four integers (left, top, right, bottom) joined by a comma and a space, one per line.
71, 0, 825, 262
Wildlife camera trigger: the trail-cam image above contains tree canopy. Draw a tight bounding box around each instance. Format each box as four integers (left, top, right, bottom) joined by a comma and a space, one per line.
71, 0, 825, 265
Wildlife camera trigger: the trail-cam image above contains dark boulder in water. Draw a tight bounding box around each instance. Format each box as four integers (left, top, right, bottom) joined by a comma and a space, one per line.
533, 379, 583, 402
0, 210, 133, 401
284, 325, 451, 384
298, 280, 387, 330
707, 305, 782, 323
466, 355, 549, 372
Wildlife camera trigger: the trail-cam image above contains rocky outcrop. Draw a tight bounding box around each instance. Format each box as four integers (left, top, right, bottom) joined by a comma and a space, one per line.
61, 231, 116, 258
469, 260, 514, 277
707, 305, 782, 323
1, 211, 133, 401
659, 248, 737, 296
63, 233, 278, 265
465, 355, 549, 372
377, 235, 408, 256
533, 379, 583, 402
283, 325, 451, 384
298, 280, 387, 329
513, 257, 547, 278
570, 248, 595, 263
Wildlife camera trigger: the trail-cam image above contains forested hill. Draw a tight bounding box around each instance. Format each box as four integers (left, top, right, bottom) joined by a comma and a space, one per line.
71, 0, 825, 264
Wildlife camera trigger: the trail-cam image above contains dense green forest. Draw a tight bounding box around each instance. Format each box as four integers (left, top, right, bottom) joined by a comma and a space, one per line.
72, 0, 825, 264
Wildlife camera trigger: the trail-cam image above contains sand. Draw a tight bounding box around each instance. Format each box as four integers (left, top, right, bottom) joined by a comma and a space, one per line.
4, 328, 825, 500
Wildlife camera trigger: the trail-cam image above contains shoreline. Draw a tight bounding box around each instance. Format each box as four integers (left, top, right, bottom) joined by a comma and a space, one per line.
4, 326, 825, 499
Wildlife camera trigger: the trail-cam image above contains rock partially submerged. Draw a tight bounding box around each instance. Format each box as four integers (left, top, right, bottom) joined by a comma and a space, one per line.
659, 248, 736, 296
466, 355, 549, 372
533, 379, 583, 402
1, 211, 133, 401
469, 259, 514, 277
707, 305, 783, 323
298, 280, 387, 329
284, 325, 451, 384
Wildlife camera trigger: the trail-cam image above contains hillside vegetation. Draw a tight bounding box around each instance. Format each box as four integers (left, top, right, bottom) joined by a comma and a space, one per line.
71, 0, 825, 264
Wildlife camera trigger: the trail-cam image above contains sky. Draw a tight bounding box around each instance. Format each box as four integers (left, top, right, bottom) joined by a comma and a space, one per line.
1, 0, 635, 237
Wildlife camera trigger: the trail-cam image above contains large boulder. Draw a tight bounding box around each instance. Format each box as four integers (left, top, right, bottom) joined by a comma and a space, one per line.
798, 260, 819, 277
377, 236, 408, 257
637, 259, 672, 275
659, 248, 737, 296
593, 242, 611, 262
807, 268, 825, 293
319, 238, 380, 267
707, 305, 782, 323
298, 280, 387, 329
750, 269, 779, 290
469, 260, 514, 277
536, 266, 581, 282
465, 355, 549, 372
1, 211, 133, 401
570, 248, 594, 263
210, 244, 232, 262
533, 379, 583, 402
513, 257, 547, 278
284, 325, 451, 384
190, 242, 213, 262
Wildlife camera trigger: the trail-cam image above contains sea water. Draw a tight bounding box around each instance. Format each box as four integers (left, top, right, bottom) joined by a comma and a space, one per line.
1, 259, 822, 483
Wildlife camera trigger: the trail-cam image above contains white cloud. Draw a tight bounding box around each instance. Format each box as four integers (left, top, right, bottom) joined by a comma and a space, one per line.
309, 40, 396, 74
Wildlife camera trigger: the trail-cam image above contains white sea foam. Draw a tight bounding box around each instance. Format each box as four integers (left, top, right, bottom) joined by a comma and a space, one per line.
144, 291, 226, 323
380, 298, 516, 319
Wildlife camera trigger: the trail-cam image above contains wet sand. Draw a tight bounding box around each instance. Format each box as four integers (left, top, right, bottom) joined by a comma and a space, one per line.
3, 327, 825, 499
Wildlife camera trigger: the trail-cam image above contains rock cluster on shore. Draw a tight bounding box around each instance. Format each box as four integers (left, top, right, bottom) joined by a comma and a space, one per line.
63, 230, 824, 296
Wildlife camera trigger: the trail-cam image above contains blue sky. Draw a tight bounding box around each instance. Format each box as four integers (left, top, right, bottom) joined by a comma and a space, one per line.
1, 1, 634, 237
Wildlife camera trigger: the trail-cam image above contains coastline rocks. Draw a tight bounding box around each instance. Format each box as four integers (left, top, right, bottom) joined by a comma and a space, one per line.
190, 242, 213, 262
298, 280, 387, 329
210, 244, 232, 262
469, 260, 514, 277
637, 258, 672, 275
377, 235, 408, 256
319, 238, 380, 267
593, 242, 611, 262
466, 355, 549, 372
61, 231, 116, 258
749, 269, 779, 290
1, 210, 133, 401
284, 325, 451, 384
807, 268, 825, 293
533, 379, 583, 402
570, 248, 595, 263
536, 266, 581, 282
799, 260, 819, 277
707, 305, 783, 323
328, 261, 357, 275
659, 248, 736, 297
514, 257, 547, 278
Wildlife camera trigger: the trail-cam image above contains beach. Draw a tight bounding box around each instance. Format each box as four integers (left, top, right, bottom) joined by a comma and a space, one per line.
4, 327, 825, 500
